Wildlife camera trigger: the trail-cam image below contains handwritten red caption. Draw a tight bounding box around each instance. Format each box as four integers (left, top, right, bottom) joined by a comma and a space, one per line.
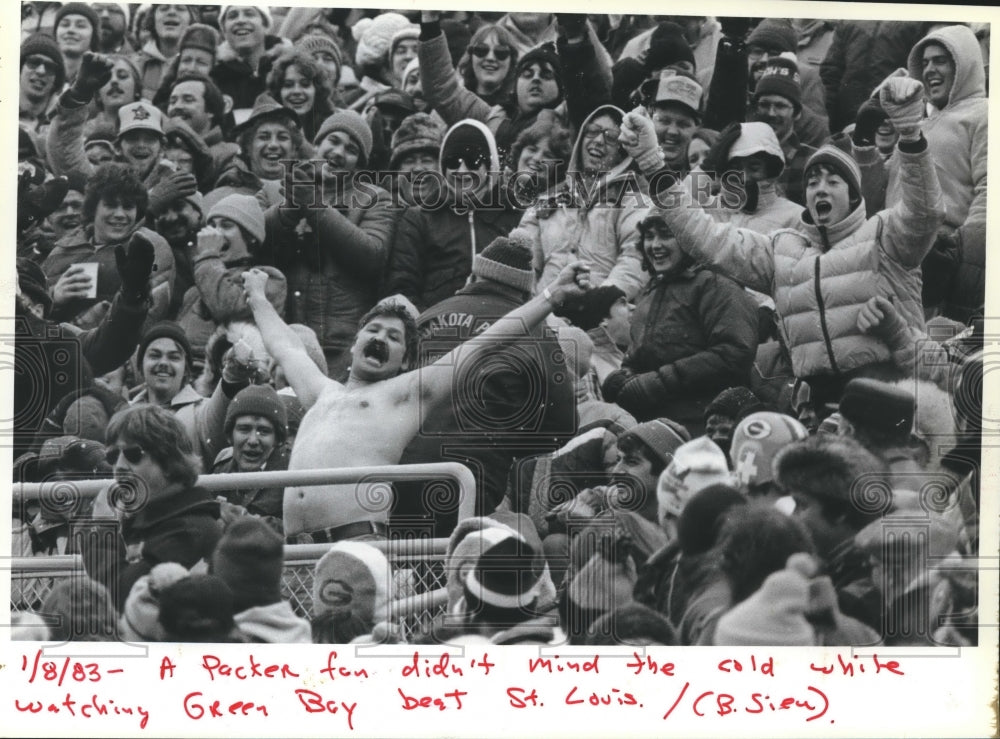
501, 652, 904, 724
15, 649, 147, 729
160, 651, 366, 730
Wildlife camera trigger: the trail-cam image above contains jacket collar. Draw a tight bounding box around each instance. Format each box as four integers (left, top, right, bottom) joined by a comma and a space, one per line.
126, 485, 219, 530
799, 202, 867, 250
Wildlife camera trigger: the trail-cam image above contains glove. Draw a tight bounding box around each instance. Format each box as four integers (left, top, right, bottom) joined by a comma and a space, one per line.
221, 341, 269, 387
601, 368, 634, 402
70, 52, 114, 101
555, 13, 588, 40
146, 172, 199, 216
852, 99, 889, 147
856, 296, 907, 342
920, 232, 960, 306
719, 16, 753, 38
620, 107, 663, 174
615, 371, 668, 412
879, 76, 925, 141
701, 121, 742, 176
115, 231, 155, 303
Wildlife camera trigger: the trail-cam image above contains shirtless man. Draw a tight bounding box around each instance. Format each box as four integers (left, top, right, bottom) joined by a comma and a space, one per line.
241, 262, 592, 542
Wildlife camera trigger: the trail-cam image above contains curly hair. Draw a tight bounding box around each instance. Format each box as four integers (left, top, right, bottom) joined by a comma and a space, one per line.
265, 49, 336, 120
106, 404, 202, 488
83, 162, 148, 223
237, 113, 307, 175
506, 114, 574, 180
457, 24, 519, 100
357, 301, 419, 370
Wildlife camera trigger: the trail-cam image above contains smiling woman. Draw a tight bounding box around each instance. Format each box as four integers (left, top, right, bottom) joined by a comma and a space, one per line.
233, 93, 308, 183
266, 50, 336, 143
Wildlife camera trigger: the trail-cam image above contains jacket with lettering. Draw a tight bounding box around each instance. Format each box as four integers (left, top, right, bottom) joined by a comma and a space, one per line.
657, 139, 944, 379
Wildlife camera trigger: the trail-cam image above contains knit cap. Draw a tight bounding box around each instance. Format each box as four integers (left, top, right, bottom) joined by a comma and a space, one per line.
352, 12, 412, 70
714, 566, 816, 646
465, 535, 544, 610
472, 236, 534, 292
210, 516, 285, 613
656, 436, 732, 521
158, 575, 237, 642
620, 418, 691, 468
312, 541, 392, 623
804, 145, 863, 205
137, 320, 193, 369
446, 517, 521, 609
754, 57, 803, 112
21, 33, 66, 92
517, 42, 564, 96
676, 483, 747, 556
119, 562, 190, 642
646, 21, 696, 71
839, 377, 914, 437
219, 5, 271, 28
54, 3, 101, 50
206, 192, 266, 244
314, 110, 373, 165
63, 396, 112, 443
730, 411, 809, 490
390, 25, 420, 57
180, 23, 219, 55
705, 386, 764, 422
746, 19, 798, 53
225, 384, 288, 441
295, 33, 343, 70
389, 112, 446, 169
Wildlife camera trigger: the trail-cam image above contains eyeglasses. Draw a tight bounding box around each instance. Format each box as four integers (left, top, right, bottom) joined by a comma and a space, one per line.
443, 149, 488, 171
23, 56, 59, 76
105, 444, 145, 465
582, 125, 621, 143
747, 45, 782, 61
469, 44, 512, 61
755, 100, 794, 115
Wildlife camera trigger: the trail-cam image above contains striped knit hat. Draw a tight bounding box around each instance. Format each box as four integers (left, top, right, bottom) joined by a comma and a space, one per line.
472, 237, 534, 292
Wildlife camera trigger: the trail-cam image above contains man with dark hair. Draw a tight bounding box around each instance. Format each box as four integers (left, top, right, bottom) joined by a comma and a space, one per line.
243, 258, 592, 542
166, 72, 240, 187
19, 33, 65, 135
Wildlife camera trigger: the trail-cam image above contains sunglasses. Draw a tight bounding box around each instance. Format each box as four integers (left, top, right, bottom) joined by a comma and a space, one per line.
105, 444, 146, 465
443, 150, 488, 171
23, 56, 59, 75
469, 44, 512, 61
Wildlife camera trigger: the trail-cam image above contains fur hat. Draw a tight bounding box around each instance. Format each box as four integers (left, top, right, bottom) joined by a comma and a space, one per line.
119, 562, 190, 642
54, 3, 101, 51
314, 110, 373, 164
676, 483, 747, 556
714, 567, 816, 645
137, 320, 193, 369
472, 236, 534, 292
206, 192, 266, 244
21, 33, 66, 91
746, 19, 798, 53
389, 113, 446, 169
180, 23, 219, 55
312, 541, 391, 623
158, 575, 237, 642
754, 57, 803, 112
774, 434, 886, 506
225, 384, 288, 442
210, 516, 285, 613
839, 377, 914, 437
656, 436, 732, 521
730, 411, 809, 490
352, 13, 412, 70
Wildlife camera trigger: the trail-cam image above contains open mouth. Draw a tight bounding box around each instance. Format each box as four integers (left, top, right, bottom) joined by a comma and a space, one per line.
286, 95, 308, 107
586, 144, 606, 159
480, 62, 499, 72
231, 25, 254, 37
362, 338, 389, 366
56, 214, 81, 229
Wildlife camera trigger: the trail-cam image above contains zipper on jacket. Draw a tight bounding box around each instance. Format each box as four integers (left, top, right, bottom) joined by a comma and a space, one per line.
468, 211, 476, 264
814, 257, 840, 375
817, 224, 831, 252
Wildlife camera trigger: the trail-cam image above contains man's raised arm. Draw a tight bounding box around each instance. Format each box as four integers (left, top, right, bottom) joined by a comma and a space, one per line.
242, 268, 334, 408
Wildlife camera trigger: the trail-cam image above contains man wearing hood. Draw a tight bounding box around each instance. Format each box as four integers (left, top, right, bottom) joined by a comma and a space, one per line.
895, 25, 987, 323
384, 118, 523, 312
512, 104, 648, 301
623, 76, 945, 417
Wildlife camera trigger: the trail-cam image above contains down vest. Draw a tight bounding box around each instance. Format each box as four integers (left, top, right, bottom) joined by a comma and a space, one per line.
657, 140, 944, 379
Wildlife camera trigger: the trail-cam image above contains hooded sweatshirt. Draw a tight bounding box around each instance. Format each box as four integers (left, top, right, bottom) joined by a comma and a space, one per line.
892, 25, 987, 321
235, 601, 313, 643
511, 105, 649, 300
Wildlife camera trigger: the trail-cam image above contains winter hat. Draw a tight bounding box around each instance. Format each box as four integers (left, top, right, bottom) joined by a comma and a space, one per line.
676, 483, 747, 556
206, 192, 266, 244
713, 566, 815, 645
487, 510, 558, 610
117, 101, 165, 138
352, 12, 412, 70
566, 543, 637, 633
472, 236, 534, 292
63, 396, 111, 443
233, 93, 301, 139
774, 434, 886, 506
314, 110, 373, 164
705, 386, 765, 422
754, 57, 802, 112
804, 145, 863, 207
441, 119, 497, 174
295, 33, 343, 69
839, 377, 914, 437
389, 25, 420, 58
558, 285, 627, 331
517, 42, 564, 96
219, 5, 271, 28
646, 21, 696, 72
119, 562, 189, 641
137, 320, 193, 369
54, 3, 101, 51
21, 33, 67, 91
726, 121, 786, 178
746, 19, 798, 54
224, 384, 288, 442
312, 541, 392, 623
84, 118, 117, 156
657, 436, 732, 521
54, 437, 111, 476
389, 113, 446, 169
180, 23, 219, 55
210, 516, 285, 613
465, 535, 544, 610
446, 517, 521, 608
158, 575, 237, 642
730, 411, 809, 491
11, 611, 50, 641
585, 602, 678, 646
621, 418, 691, 468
